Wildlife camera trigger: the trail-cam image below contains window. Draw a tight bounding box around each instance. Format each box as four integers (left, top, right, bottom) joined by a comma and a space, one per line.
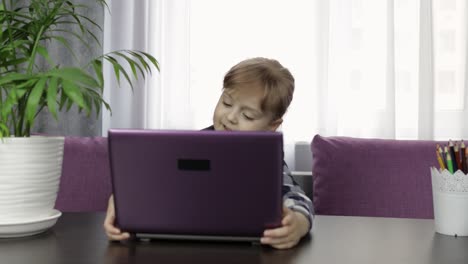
189, 0, 319, 144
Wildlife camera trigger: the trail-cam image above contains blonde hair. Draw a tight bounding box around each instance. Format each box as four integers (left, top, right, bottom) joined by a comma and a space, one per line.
223, 57, 294, 120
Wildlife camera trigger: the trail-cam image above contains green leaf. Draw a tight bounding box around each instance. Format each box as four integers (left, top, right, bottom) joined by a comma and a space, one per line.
25, 77, 47, 127
0, 73, 31, 86
47, 67, 100, 89
47, 35, 78, 61
47, 77, 59, 120
86, 88, 110, 117
1, 91, 18, 119
81, 93, 92, 116
13, 79, 37, 91
113, 53, 146, 80
0, 39, 29, 53
0, 57, 29, 68
86, 28, 101, 48
59, 91, 67, 111
91, 59, 104, 88
61, 79, 88, 111
0, 122, 9, 137
140, 51, 160, 71
36, 44, 54, 66
127, 51, 151, 73
104, 56, 121, 85
114, 52, 138, 78
75, 13, 103, 32
65, 96, 74, 112
49, 28, 92, 52
92, 97, 101, 116
102, 100, 111, 114
105, 55, 134, 90
15, 88, 28, 98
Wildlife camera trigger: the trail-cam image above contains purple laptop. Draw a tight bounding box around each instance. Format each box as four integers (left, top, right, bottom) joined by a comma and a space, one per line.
108, 129, 283, 242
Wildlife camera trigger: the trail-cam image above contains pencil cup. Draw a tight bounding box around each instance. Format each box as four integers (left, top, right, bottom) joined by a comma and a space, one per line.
431, 167, 468, 236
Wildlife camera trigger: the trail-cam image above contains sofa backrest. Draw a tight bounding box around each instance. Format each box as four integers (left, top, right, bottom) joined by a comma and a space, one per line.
55, 137, 111, 212
311, 135, 442, 219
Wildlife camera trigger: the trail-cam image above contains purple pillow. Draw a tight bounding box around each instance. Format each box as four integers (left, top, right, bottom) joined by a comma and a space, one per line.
55, 137, 111, 212
311, 135, 442, 219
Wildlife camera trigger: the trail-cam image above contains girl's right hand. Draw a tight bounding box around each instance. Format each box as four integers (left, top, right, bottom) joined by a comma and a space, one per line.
103, 195, 130, 241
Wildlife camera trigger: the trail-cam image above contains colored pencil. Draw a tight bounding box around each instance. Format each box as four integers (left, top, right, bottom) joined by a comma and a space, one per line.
446, 152, 454, 174
437, 144, 446, 169
445, 146, 450, 171
454, 143, 462, 172
436, 150, 446, 170
466, 147, 468, 174
461, 140, 467, 174
449, 140, 458, 172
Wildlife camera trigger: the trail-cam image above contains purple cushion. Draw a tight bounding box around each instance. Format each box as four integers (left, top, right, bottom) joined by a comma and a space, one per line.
55, 137, 111, 212
311, 135, 442, 219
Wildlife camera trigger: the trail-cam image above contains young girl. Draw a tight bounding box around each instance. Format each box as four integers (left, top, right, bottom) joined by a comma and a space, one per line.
104, 57, 314, 249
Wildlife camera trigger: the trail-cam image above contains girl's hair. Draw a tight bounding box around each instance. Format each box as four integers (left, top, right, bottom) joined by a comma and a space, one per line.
223, 57, 294, 120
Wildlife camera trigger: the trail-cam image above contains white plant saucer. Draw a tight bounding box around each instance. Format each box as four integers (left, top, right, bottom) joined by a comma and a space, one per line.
0, 209, 62, 238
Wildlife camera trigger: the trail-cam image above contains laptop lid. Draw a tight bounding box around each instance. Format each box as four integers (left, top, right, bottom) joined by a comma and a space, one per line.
108, 129, 283, 241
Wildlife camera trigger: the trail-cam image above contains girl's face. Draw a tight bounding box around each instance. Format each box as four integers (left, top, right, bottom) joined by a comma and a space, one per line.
212, 85, 282, 132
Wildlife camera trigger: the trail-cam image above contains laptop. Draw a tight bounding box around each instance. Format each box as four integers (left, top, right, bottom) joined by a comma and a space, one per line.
108, 129, 283, 242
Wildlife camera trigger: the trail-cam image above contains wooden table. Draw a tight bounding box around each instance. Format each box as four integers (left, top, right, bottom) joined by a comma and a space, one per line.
1, 213, 467, 264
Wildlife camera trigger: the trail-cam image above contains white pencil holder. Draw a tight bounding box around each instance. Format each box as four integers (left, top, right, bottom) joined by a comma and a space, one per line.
431, 167, 468, 236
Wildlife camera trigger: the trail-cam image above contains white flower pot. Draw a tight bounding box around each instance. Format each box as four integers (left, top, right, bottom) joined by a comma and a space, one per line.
0, 136, 65, 222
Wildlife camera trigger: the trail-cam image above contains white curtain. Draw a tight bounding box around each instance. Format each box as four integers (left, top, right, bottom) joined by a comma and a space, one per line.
103, 0, 468, 167
319, 0, 467, 140
102, 0, 191, 136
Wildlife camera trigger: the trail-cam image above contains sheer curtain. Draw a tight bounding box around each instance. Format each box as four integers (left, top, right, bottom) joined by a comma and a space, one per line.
320, 0, 467, 140
102, 0, 191, 136
104, 0, 468, 167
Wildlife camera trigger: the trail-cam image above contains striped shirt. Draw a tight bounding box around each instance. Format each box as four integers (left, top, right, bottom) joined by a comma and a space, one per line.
282, 164, 314, 230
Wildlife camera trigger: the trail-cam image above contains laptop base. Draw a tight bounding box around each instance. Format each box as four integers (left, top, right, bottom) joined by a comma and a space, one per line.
136, 233, 261, 243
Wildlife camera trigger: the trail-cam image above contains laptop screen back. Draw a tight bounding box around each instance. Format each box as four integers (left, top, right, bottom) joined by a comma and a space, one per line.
108, 129, 283, 240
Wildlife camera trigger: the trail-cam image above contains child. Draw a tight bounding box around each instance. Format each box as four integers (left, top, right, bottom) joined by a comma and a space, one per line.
104, 57, 314, 249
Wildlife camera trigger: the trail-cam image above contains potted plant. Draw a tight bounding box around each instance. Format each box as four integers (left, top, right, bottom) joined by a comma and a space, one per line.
0, 0, 158, 229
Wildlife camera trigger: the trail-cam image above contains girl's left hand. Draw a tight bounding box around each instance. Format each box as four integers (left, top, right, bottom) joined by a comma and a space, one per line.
260, 206, 310, 249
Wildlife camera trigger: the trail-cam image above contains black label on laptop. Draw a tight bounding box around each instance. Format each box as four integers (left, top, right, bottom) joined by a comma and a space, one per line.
178, 159, 211, 171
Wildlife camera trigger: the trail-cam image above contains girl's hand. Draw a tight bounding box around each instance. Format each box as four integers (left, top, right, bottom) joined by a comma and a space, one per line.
260, 206, 310, 249
103, 195, 130, 241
